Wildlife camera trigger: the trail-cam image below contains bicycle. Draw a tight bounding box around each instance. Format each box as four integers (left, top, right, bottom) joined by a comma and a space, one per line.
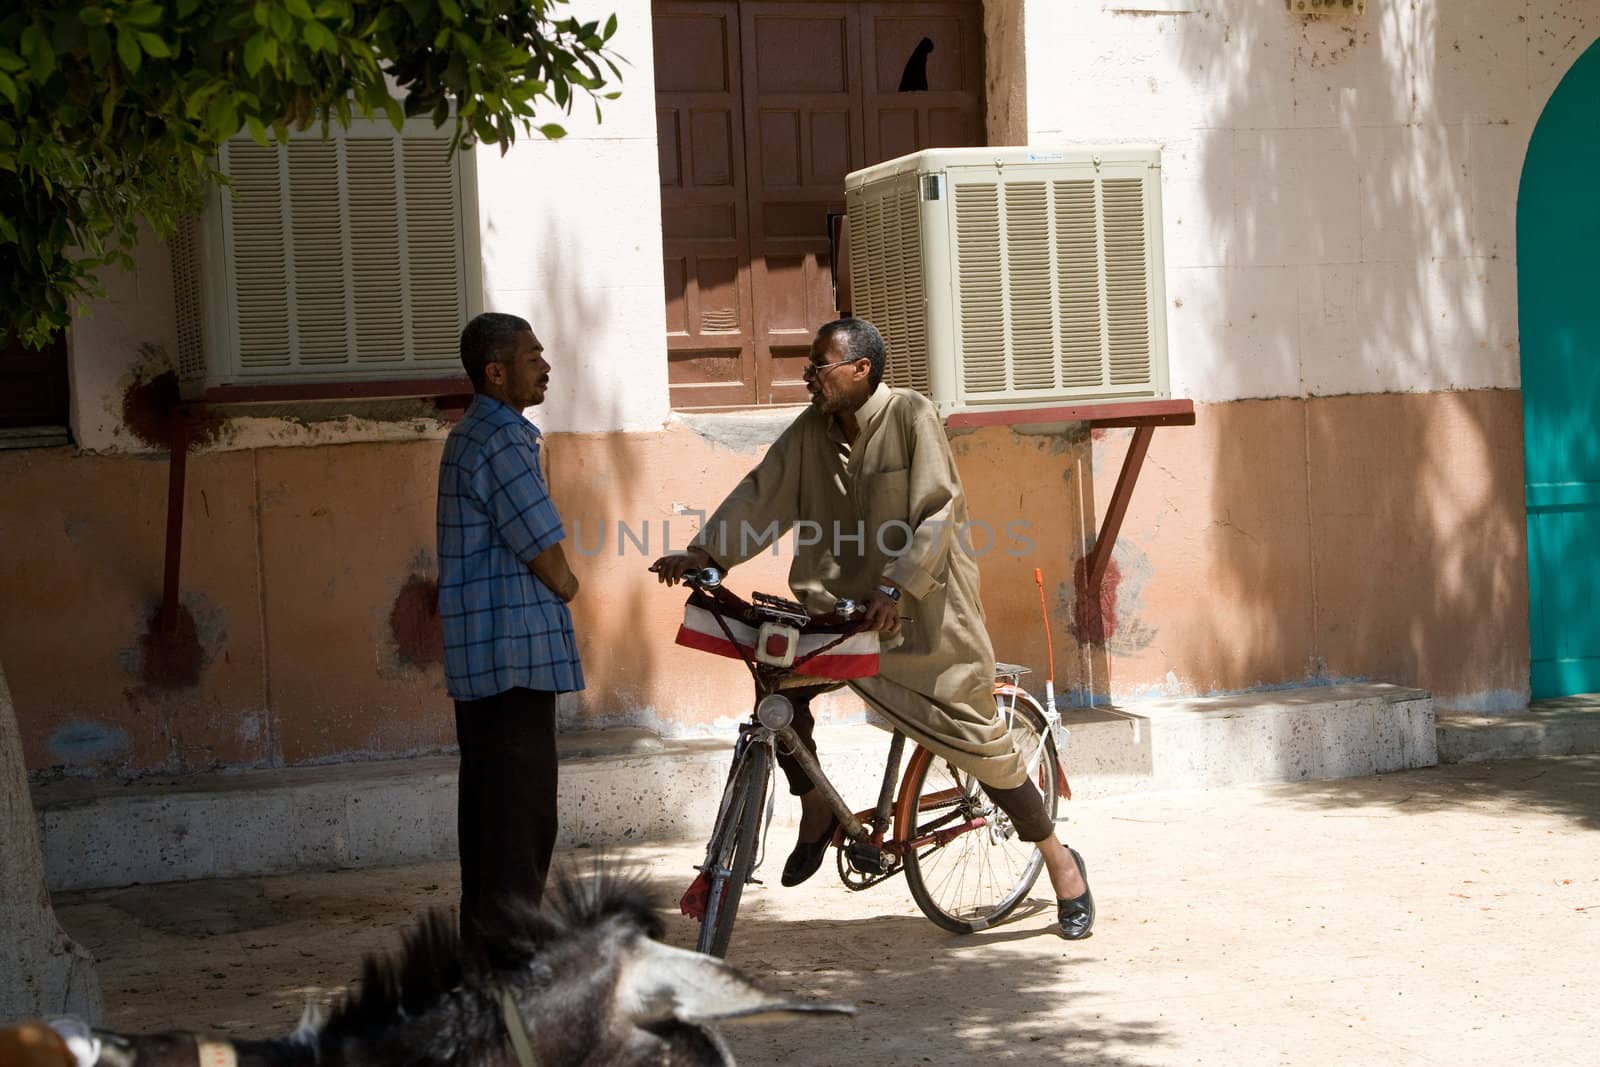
672, 567, 1072, 957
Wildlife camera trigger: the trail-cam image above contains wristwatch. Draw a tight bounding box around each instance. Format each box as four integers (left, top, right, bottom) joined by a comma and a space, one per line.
875, 582, 901, 602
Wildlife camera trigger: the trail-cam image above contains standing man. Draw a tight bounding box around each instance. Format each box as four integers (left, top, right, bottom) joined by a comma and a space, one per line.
651, 317, 1095, 940
438, 312, 582, 940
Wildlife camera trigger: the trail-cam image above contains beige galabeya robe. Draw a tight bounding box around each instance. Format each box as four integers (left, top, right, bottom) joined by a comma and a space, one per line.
690, 383, 1028, 789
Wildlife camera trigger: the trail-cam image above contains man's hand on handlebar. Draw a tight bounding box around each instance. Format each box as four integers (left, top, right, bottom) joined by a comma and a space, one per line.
649, 547, 713, 586
863, 587, 901, 635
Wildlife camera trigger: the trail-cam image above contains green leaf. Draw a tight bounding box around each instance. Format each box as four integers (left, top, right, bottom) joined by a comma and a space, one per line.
87, 27, 112, 70
438, 0, 463, 21
21, 25, 55, 80
137, 33, 172, 58
536, 123, 566, 139
0, 72, 14, 107
302, 20, 336, 52
285, 0, 315, 19
116, 29, 142, 73
205, 92, 238, 141
177, 0, 200, 17
244, 33, 268, 75
123, 4, 164, 28
382, 94, 405, 132
0, 47, 24, 73
604, 13, 618, 40
246, 116, 270, 146
78, 7, 109, 27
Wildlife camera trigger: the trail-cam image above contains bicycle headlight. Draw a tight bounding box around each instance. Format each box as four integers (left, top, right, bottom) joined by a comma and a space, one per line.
755, 693, 794, 731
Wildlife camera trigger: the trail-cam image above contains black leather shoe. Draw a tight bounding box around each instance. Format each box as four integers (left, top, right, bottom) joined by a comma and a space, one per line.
1057, 847, 1095, 940
781, 816, 839, 887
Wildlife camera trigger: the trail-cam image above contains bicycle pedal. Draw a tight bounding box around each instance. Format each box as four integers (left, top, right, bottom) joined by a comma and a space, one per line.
845, 841, 894, 875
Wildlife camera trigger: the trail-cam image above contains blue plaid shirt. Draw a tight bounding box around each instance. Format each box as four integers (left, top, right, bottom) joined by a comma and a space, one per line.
437, 394, 584, 700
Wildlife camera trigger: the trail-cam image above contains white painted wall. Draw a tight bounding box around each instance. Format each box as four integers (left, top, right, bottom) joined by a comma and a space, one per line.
478, 0, 672, 435
68, 231, 180, 453
1028, 0, 1600, 403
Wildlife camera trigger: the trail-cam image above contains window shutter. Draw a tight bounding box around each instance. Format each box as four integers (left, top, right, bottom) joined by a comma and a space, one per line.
205, 119, 480, 387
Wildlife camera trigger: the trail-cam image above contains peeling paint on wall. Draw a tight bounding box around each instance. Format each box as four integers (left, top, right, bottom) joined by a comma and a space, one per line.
1070, 542, 1158, 653
120, 358, 221, 452
48, 720, 130, 763
137, 604, 206, 689
128, 596, 227, 690
389, 574, 444, 669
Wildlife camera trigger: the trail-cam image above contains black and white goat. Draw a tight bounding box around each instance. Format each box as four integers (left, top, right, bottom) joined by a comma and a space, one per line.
34, 874, 850, 1066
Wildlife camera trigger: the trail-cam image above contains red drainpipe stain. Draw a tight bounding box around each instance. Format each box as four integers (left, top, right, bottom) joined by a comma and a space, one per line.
391, 575, 444, 668
139, 603, 205, 689
122, 370, 221, 450
1071, 555, 1122, 646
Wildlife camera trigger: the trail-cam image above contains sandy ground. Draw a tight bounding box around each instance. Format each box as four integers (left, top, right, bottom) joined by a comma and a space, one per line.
55, 755, 1599, 1066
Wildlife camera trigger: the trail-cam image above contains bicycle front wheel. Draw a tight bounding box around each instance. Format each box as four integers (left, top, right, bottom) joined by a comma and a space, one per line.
899, 691, 1059, 934
696, 744, 771, 957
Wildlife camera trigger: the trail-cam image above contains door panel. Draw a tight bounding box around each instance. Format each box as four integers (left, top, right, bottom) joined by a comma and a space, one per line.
654, 0, 984, 409
656, 2, 758, 408
1519, 37, 1600, 697
742, 3, 863, 404
861, 3, 985, 161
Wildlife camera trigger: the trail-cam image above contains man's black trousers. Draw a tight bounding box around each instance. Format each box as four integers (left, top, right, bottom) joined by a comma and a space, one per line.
454, 687, 558, 940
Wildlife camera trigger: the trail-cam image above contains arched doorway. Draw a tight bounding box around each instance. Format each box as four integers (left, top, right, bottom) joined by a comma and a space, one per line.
1519, 37, 1600, 699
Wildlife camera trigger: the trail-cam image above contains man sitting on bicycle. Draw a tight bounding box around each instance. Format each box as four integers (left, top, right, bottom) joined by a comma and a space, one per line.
651, 317, 1095, 940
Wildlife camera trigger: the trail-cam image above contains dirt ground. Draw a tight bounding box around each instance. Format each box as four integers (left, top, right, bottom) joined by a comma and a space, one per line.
55, 755, 1598, 1066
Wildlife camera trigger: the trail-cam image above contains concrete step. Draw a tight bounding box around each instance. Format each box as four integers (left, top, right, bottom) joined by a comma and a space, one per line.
32, 683, 1433, 892
1437, 693, 1600, 763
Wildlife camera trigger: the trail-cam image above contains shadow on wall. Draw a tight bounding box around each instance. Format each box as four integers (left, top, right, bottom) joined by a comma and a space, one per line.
487, 214, 664, 731
1173, 4, 1533, 707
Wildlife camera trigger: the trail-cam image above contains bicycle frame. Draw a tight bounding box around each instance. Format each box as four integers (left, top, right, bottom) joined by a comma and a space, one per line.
684, 570, 1069, 903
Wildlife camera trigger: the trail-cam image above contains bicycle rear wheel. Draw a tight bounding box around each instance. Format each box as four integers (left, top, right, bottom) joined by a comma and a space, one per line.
899, 692, 1059, 934
696, 744, 771, 957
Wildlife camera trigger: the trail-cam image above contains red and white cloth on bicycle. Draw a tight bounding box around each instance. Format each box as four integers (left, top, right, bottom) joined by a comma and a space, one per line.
675, 600, 880, 680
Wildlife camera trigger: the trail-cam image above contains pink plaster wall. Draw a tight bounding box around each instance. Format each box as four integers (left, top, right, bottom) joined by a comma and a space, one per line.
0, 388, 1531, 777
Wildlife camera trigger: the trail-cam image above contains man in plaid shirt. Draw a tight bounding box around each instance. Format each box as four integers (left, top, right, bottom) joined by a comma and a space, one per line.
437, 312, 582, 938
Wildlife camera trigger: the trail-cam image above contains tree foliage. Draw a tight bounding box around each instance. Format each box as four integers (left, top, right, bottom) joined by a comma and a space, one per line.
0, 0, 623, 348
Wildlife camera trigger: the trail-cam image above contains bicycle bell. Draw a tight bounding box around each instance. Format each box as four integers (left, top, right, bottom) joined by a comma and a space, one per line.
696, 566, 724, 588
834, 598, 859, 619
755, 693, 794, 730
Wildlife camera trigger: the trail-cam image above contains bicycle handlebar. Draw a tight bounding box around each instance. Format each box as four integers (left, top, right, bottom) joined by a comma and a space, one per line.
682, 568, 862, 624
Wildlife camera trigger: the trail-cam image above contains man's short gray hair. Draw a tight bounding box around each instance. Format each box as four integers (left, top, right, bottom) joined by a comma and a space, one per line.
816, 317, 887, 388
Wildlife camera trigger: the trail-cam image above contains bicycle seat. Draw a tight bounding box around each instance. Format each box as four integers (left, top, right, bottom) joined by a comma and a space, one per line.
994, 661, 1032, 682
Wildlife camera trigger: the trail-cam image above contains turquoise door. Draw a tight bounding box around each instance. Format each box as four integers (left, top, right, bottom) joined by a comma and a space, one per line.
1519, 37, 1600, 698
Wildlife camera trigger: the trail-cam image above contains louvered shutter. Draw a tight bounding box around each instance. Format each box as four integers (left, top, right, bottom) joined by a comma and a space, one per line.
198, 119, 479, 387
939, 153, 1167, 409
848, 176, 931, 397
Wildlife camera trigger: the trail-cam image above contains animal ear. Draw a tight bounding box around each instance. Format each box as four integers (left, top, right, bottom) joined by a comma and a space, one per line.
614, 940, 855, 1026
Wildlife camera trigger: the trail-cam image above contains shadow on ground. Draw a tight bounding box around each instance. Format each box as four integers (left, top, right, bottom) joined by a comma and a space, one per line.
1250, 754, 1600, 833
57, 852, 1168, 1066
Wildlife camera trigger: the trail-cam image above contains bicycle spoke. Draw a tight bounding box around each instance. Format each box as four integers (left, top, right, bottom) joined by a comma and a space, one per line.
903, 691, 1058, 934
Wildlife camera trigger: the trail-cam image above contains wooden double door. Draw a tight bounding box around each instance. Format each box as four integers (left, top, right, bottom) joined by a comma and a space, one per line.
654, 0, 984, 408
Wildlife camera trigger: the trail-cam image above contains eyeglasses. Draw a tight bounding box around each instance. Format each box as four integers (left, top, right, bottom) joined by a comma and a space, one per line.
802, 358, 856, 379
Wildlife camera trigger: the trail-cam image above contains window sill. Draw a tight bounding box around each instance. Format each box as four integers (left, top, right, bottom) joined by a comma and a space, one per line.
199, 376, 473, 406
0, 425, 71, 451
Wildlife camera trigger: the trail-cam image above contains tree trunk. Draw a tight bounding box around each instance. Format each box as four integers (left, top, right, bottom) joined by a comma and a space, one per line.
0, 659, 102, 1025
